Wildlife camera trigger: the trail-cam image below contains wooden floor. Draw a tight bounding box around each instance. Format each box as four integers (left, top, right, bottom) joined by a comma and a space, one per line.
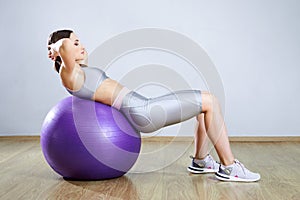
0, 138, 299, 200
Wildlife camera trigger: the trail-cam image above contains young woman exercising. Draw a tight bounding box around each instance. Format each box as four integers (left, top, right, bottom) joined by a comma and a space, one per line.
47, 29, 260, 182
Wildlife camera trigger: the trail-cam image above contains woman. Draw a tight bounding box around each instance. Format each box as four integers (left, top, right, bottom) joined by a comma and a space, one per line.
47, 29, 260, 182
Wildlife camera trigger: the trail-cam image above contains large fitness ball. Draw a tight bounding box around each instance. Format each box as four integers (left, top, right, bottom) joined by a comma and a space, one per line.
41, 96, 141, 180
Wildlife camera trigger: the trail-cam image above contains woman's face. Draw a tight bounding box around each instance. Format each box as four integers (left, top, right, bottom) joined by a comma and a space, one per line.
70, 33, 88, 64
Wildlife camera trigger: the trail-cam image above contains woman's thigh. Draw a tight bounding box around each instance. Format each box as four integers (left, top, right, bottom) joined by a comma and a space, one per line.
122, 90, 203, 133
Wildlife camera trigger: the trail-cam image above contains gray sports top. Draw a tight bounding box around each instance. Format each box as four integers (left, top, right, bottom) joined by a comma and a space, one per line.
66, 66, 108, 100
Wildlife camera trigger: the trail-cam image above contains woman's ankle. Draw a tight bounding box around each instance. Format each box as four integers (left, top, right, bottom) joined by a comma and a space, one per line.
221, 159, 235, 166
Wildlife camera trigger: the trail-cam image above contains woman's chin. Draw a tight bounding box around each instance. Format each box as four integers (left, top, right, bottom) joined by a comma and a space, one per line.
76, 59, 88, 66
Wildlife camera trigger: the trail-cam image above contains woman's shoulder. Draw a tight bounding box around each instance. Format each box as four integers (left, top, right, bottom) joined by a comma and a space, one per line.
81, 65, 106, 73
60, 65, 85, 91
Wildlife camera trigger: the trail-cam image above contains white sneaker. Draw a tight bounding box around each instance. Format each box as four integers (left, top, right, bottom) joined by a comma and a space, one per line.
187, 154, 220, 174
215, 159, 261, 182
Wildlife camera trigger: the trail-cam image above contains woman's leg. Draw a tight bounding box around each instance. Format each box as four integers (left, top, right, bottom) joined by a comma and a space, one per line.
200, 91, 234, 166
193, 91, 261, 182
120, 90, 233, 165
194, 113, 210, 159
120, 90, 260, 181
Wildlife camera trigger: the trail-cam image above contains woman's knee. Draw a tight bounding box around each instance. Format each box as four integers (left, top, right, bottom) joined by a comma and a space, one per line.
201, 91, 220, 112
196, 113, 205, 121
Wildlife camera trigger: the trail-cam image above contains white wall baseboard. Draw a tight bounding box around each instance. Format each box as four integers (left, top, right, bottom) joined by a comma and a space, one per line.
1, 135, 299, 142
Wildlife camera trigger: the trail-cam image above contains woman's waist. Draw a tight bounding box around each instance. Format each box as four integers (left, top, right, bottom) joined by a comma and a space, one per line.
94, 79, 129, 107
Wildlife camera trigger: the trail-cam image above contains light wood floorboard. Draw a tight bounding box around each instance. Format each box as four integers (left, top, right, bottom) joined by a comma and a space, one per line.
0, 138, 299, 200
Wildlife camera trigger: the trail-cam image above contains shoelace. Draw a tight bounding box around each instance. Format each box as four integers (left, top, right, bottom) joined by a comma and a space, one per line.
206, 155, 221, 169
234, 159, 247, 175
207, 155, 216, 168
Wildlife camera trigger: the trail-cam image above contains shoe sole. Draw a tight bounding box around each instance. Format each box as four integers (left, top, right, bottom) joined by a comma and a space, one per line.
187, 166, 218, 174
215, 172, 260, 182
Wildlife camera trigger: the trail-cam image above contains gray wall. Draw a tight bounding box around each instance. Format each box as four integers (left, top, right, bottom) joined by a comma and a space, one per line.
0, 0, 299, 136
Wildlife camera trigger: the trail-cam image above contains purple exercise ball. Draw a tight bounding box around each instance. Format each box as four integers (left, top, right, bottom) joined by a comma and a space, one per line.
41, 96, 141, 180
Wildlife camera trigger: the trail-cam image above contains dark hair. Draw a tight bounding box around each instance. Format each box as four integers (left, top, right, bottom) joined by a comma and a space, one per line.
48, 29, 73, 73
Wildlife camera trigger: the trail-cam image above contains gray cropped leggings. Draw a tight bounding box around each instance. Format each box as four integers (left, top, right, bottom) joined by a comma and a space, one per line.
119, 90, 202, 133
